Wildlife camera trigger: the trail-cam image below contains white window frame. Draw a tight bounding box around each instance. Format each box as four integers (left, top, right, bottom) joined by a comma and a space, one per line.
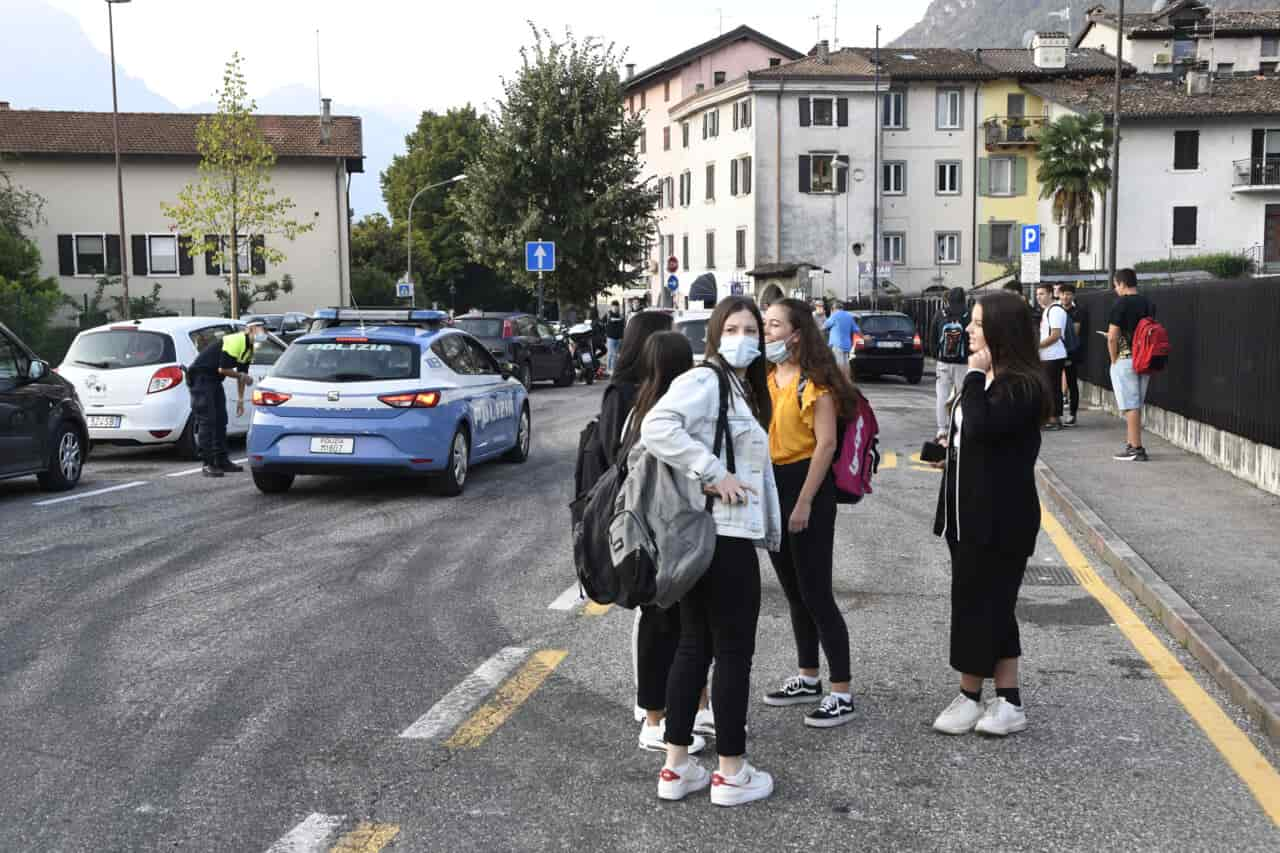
882, 232, 906, 264
217, 234, 252, 275
736, 99, 752, 129
882, 91, 906, 129
738, 155, 752, 196
989, 156, 1014, 196
883, 161, 906, 195
705, 108, 720, 138
72, 232, 108, 277
936, 161, 961, 195
146, 232, 180, 277
936, 88, 963, 130
811, 153, 837, 194
936, 232, 961, 265
812, 97, 835, 127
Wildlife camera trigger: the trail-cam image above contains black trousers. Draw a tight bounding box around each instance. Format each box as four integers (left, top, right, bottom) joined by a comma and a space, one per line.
665, 535, 760, 757
1043, 358, 1066, 419
768, 460, 850, 684
636, 603, 681, 712
1064, 358, 1080, 417
947, 539, 1027, 678
190, 376, 228, 465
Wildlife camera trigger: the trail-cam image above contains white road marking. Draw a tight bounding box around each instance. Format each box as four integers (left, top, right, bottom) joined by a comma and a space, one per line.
548, 582, 584, 611
264, 812, 345, 853
166, 457, 249, 478
399, 646, 530, 740
34, 481, 146, 507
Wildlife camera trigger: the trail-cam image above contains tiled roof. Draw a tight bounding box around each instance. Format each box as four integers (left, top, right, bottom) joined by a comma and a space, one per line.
977, 47, 1125, 77
1025, 74, 1280, 119
0, 109, 363, 160
749, 48, 879, 80
1077, 3, 1280, 41
624, 25, 803, 91
848, 48, 997, 80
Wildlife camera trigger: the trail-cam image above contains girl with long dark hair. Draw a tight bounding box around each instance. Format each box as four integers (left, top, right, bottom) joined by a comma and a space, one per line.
759, 298, 859, 727
932, 290, 1051, 738
640, 296, 781, 807
598, 311, 674, 467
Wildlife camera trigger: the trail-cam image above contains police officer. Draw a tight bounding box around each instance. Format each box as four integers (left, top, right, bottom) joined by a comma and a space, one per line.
186, 321, 264, 477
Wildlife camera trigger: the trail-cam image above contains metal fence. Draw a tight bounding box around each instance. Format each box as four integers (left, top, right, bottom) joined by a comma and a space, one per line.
1074, 278, 1280, 449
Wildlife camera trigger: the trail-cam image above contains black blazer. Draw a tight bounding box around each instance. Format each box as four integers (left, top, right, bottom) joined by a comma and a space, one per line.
934, 370, 1043, 558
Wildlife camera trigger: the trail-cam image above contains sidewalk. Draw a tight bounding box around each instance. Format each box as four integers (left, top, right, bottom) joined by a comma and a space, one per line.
1036, 405, 1280, 737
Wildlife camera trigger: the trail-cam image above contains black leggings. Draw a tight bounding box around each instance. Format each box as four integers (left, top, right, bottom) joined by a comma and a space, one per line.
1064, 359, 1080, 417
1043, 359, 1066, 419
664, 536, 760, 757
768, 460, 850, 684
635, 604, 680, 711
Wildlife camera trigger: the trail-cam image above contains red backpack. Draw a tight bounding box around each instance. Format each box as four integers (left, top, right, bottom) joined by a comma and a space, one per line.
1132, 317, 1170, 375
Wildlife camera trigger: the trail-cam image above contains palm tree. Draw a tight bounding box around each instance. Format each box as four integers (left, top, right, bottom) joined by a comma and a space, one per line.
1036, 113, 1113, 271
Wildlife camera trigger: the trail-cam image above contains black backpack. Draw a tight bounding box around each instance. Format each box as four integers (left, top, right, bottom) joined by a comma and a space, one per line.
573, 419, 609, 511
938, 312, 969, 361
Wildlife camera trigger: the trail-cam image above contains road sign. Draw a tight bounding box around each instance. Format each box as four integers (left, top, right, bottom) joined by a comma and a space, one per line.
1021, 225, 1042, 284
858, 262, 893, 279
666, 255, 679, 274
666, 274, 679, 292
525, 241, 556, 272
395, 280, 413, 299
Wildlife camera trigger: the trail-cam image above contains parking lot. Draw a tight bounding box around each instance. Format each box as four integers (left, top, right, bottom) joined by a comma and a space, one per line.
1, 377, 1277, 852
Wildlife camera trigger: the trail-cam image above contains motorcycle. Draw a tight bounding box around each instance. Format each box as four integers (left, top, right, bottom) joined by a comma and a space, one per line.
566, 322, 600, 385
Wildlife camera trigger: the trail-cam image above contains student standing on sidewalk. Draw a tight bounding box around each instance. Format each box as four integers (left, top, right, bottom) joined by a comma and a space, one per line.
1035, 284, 1068, 430
604, 301, 625, 376
930, 287, 971, 442
822, 301, 859, 378
1107, 269, 1154, 462
932, 290, 1050, 737
641, 296, 782, 807
760, 299, 858, 728
1059, 283, 1085, 426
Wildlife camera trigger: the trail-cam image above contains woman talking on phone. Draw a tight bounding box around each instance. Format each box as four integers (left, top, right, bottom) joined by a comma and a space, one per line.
932, 290, 1051, 737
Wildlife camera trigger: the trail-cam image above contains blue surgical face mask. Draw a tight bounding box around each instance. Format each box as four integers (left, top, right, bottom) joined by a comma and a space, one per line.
765, 337, 792, 364
718, 334, 760, 369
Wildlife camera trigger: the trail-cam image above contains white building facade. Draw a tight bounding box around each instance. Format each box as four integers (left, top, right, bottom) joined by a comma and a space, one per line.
1076, 2, 1280, 75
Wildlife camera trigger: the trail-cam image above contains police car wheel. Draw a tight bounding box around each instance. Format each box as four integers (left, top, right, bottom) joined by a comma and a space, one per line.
503, 406, 531, 463
438, 428, 470, 496
252, 471, 294, 494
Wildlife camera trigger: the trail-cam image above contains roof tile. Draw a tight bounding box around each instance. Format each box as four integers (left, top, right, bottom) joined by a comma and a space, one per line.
1025, 74, 1280, 119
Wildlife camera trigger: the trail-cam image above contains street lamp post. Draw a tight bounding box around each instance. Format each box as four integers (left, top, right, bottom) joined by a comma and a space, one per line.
406, 174, 466, 308
106, 0, 131, 318
833, 162, 866, 303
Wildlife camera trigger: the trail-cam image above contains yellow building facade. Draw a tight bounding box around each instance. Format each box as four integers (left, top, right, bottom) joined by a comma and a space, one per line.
975, 79, 1046, 285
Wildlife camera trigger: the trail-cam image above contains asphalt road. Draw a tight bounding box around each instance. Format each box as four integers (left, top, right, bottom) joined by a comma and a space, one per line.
0, 377, 1277, 852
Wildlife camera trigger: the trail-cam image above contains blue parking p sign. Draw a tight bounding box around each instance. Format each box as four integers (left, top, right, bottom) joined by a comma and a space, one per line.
525, 241, 556, 272
1021, 225, 1041, 255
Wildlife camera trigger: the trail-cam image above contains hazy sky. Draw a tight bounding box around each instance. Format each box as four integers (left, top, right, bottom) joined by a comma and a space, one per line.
47, 0, 929, 121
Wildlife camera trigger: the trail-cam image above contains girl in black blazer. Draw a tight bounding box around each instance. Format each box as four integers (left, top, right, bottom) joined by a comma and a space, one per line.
932, 290, 1051, 738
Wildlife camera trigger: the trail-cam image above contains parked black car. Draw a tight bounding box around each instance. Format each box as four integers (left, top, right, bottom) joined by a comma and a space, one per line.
241, 312, 311, 343
453, 312, 574, 390
850, 311, 925, 384
0, 322, 89, 491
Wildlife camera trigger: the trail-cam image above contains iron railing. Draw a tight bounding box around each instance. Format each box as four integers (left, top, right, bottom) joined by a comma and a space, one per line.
1232, 157, 1280, 188
983, 115, 1048, 147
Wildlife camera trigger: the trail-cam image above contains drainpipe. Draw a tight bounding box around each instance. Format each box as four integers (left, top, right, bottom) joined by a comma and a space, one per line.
971, 80, 980, 288
335, 160, 346, 306
345, 171, 353, 306
776, 79, 784, 266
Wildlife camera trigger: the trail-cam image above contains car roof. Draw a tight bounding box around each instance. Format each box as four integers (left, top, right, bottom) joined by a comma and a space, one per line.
852, 310, 910, 318
78, 316, 246, 335
456, 311, 531, 320
293, 325, 457, 345
674, 310, 714, 322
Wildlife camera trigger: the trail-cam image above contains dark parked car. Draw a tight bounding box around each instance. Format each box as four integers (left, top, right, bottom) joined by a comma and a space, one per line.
453, 312, 574, 389
0, 322, 89, 491
307, 308, 451, 334
850, 311, 925, 384
242, 312, 311, 342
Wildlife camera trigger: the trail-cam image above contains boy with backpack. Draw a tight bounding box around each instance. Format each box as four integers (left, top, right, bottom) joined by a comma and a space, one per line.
1058, 283, 1085, 426
1107, 268, 1165, 462
930, 288, 970, 442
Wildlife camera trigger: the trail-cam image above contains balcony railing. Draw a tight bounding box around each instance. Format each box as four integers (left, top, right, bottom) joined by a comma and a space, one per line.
983, 115, 1048, 148
1233, 158, 1280, 189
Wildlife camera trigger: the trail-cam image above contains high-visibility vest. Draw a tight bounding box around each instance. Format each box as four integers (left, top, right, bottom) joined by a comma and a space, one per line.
221, 331, 253, 366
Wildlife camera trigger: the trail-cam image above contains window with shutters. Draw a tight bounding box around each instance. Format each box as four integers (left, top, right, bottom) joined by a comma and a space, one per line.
1173, 130, 1199, 170
882, 91, 906, 128
74, 234, 106, 276
705, 231, 716, 268
1263, 37, 1279, 57
936, 161, 961, 194
1172, 206, 1198, 246
769, 57, 782, 67
812, 98, 834, 126
936, 88, 963, 129
811, 154, 836, 193
147, 234, 178, 275
680, 170, 692, 207
736, 156, 752, 195
682, 234, 689, 271
664, 234, 675, 262
883, 161, 906, 195
882, 232, 905, 264
640, 90, 646, 110
663, 126, 671, 151
706, 163, 716, 201
988, 223, 1013, 261
736, 228, 747, 268
734, 99, 752, 130
703, 108, 720, 138
936, 232, 961, 265
682, 122, 690, 148
989, 157, 1014, 195
714, 71, 726, 85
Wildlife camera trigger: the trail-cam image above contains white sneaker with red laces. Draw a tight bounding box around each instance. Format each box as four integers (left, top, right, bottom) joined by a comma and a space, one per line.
710, 762, 774, 807
657, 761, 711, 801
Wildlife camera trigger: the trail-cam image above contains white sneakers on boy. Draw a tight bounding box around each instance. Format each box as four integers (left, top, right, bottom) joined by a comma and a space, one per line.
657, 761, 711, 801
932, 694, 985, 735
973, 697, 1027, 736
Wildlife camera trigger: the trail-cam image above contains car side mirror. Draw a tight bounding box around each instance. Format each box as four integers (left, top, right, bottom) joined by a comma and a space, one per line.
26, 359, 49, 382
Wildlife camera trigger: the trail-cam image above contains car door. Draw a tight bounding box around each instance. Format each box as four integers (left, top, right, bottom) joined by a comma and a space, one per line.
0, 332, 42, 475
435, 334, 492, 452
534, 321, 559, 380
462, 336, 515, 452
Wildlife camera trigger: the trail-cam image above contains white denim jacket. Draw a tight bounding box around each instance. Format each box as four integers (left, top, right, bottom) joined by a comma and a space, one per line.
640, 365, 782, 551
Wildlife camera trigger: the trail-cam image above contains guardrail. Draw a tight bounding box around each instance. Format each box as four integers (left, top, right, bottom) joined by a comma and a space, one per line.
983, 115, 1048, 147
1233, 158, 1280, 188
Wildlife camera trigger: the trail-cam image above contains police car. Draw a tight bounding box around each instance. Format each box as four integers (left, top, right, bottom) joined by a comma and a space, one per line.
246, 325, 530, 495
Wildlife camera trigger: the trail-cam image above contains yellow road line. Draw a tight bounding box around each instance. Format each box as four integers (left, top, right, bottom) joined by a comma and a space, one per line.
908, 452, 943, 473
445, 649, 568, 749
1041, 504, 1280, 826
328, 821, 400, 852
881, 451, 898, 469
583, 601, 612, 616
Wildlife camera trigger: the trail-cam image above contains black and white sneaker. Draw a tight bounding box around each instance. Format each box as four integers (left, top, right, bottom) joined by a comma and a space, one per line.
1114, 444, 1149, 462
763, 676, 822, 706
804, 694, 856, 728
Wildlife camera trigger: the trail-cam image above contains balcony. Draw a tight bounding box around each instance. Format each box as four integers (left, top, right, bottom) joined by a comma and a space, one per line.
983, 115, 1048, 149
1232, 158, 1280, 193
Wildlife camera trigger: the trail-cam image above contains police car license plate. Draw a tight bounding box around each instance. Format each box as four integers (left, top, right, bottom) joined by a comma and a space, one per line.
87, 415, 121, 428
878, 341, 904, 349
310, 436, 354, 454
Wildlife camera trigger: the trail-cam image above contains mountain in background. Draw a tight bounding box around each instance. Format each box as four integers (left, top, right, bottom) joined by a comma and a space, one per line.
0, 0, 407, 216
891, 0, 1276, 49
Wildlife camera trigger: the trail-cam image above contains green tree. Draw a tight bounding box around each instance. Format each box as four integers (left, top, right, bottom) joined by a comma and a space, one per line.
351, 213, 401, 277
162, 52, 313, 318
456, 27, 656, 311
0, 168, 65, 357
215, 273, 295, 317
349, 264, 397, 308
1036, 113, 1113, 271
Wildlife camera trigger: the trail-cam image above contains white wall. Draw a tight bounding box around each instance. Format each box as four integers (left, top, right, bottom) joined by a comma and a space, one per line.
8, 156, 352, 318
1078, 23, 1270, 73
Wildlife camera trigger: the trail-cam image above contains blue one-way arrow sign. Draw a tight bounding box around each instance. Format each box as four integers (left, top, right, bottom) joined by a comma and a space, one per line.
525, 241, 556, 272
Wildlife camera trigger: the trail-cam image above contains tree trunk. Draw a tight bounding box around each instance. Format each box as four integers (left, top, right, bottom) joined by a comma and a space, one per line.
229, 175, 240, 319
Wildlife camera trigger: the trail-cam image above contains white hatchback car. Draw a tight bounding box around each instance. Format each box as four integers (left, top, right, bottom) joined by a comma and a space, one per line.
673, 309, 714, 363
57, 317, 285, 457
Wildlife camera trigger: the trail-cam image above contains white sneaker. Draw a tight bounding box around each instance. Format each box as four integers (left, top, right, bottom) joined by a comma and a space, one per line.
638, 719, 705, 754
932, 694, 985, 735
974, 697, 1027, 736
657, 760, 711, 801
710, 762, 774, 807
634, 704, 645, 723
693, 707, 716, 736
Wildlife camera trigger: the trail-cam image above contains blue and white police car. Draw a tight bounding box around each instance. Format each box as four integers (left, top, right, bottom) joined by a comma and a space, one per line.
246, 324, 530, 495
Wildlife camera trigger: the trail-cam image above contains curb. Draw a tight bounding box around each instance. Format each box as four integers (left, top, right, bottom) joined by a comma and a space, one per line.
1035, 459, 1280, 747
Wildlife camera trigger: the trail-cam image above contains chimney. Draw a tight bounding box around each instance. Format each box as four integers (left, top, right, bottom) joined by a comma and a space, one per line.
1031, 32, 1069, 70
0, 101, 9, 111
816, 40, 830, 64
625, 63, 635, 80
320, 97, 332, 145
1186, 69, 1213, 95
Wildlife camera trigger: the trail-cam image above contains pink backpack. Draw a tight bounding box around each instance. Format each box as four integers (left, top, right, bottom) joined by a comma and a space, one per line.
798, 380, 881, 504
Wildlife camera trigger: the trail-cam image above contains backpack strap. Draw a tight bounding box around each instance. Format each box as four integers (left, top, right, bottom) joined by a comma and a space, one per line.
796, 375, 808, 410
700, 362, 736, 513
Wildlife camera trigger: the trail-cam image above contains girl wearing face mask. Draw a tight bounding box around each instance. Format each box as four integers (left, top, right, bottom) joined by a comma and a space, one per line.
640, 296, 782, 807
760, 298, 859, 727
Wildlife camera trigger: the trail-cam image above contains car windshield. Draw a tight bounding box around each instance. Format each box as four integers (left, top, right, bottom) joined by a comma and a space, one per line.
271, 340, 420, 382
453, 318, 505, 338
677, 319, 708, 355
64, 330, 174, 370
859, 316, 916, 335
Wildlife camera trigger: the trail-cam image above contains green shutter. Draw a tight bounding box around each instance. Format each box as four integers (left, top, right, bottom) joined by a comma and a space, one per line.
1008, 223, 1020, 259
978, 224, 991, 261
1014, 157, 1028, 196
978, 158, 990, 197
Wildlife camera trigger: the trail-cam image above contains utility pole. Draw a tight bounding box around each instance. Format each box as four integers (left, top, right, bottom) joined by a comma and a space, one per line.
106, 0, 131, 318
871, 24, 881, 303
1107, 0, 1124, 282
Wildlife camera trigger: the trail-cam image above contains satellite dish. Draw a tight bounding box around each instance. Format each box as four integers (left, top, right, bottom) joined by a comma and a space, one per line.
1151, 0, 1171, 13
1022, 30, 1038, 49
